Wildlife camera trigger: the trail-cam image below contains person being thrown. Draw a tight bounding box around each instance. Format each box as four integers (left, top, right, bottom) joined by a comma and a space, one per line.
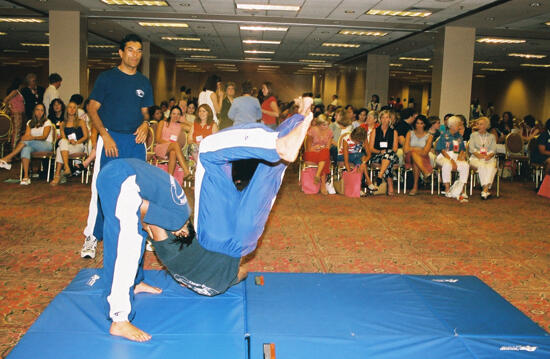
96, 112, 313, 342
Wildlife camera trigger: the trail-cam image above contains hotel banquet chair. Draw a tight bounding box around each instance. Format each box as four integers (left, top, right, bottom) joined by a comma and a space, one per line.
527, 137, 545, 188
503, 132, 529, 180
145, 126, 155, 164
20, 123, 56, 183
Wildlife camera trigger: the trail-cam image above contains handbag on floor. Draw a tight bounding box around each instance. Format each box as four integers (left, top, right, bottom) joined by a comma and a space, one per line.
301, 167, 320, 194
343, 167, 362, 198
537, 175, 550, 199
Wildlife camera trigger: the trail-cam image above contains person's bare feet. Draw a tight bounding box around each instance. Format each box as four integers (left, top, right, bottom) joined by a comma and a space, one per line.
276, 113, 313, 162
110, 321, 151, 342
134, 282, 162, 295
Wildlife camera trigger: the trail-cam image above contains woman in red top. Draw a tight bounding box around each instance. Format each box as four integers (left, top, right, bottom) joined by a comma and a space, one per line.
187, 104, 219, 161
261, 82, 280, 129
304, 114, 333, 194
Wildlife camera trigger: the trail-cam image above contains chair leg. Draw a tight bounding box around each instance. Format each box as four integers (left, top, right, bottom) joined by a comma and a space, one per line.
19, 161, 23, 181
403, 170, 407, 194
47, 158, 52, 182
469, 171, 473, 196
397, 167, 401, 194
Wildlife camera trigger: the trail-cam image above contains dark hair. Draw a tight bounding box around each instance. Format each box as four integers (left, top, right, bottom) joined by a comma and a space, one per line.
169, 105, 183, 118
169, 97, 176, 103
400, 108, 415, 120
358, 108, 368, 116
83, 98, 91, 113
48, 98, 65, 119
350, 126, 367, 144
502, 111, 513, 121
172, 221, 196, 249
345, 104, 354, 111
120, 33, 142, 51
148, 105, 161, 119
302, 92, 313, 97
427, 115, 440, 125
204, 74, 221, 92
7, 77, 23, 95
455, 114, 468, 127
69, 94, 83, 105
489, 114, 500, 129
444, 113, 454, 121
180, 85, 187, 92
414, 115, 430, 131
241, 80, 253, 95
332, 94, 338, 99
187, 99, 197, 108
262, 82, 274, 97
160, 101, 169, 108
545, 119, 550, 131
313, 104, 324, 114
48, 73, 62, 84
371, 94, 380, 103
524, 115, 536, 128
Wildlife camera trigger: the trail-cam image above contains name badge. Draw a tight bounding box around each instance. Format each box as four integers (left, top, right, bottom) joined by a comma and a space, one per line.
479, 146, 487, 155
169, 134, 178, 142
380, 141, 388, 149
196, 135, 203, 143
452, 140, 459, 153
68, 133, 77, 141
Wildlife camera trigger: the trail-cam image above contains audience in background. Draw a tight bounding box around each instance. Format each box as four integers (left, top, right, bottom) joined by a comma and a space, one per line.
339, 126, 377, 193
3, 77, 25, 146
198, 74, 223, 125
186, 100, 197, 123
369, 109, 399, 195
188, 104, 218, 149
261, 82, 280, 129
304, 114, 333, 195
404, 115, 433, 196
469, 117, 497, 199
43, 73, 62, 118
329, 108, 352, 164
218, 82, 236, 130
228, 80, 262, 126
352, 108, 368, 129
154, 106, 191, 180
47, 98, 65, 126
367, 94, 380, 112
456, 114, 471, 142
148, 105, 163, 123
396, 108, 417, 166
520, 115, 540, 143
427, 115, 441, 143
534, 119, 550, 176
20, 73, 45, 121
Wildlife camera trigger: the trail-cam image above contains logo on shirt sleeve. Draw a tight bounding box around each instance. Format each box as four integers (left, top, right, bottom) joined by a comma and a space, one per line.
170, 176, 187, 206
136, 89, 145, 98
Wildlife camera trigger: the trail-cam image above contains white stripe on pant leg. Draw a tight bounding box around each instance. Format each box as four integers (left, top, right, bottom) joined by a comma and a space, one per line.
107, 175, 143, 322
83, 136, 104, 238
193, 157, 204, 230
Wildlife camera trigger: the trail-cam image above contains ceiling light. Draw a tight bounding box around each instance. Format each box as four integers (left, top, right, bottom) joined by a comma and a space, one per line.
399, 57, 430, 61
215, 64, 237, 67
179, 47, 210, 52
21, 43, 49, 47
139, 22, 188, 27
546, 22, 550, 26
299, 59, 326, 63
322, 43, 360, 48
309, 53, 340, 57
0, 18, 45, 23
474, 60, 492, 64
520, 63, 550, 68
161, 37, 200, 41
245, 57, 272, 61
242, 40, 280, 45
481, 68, 506, 72
366, 9, 431, 17
389, 63, 402, 67
244, 50, 275, 54
220, 69, 239, 72
190, 55, 216, 59
508, 53, 546, 59
338, 30, 387, 36
236, 4, 299, 11
0, 32, 6, 35
476, 37, 526, 44
474, 74, 486, 78
89, 44, 116, 49
101, 0, 168, 5
258, 65, 279, 68
240, 25, 288, 32
3, 49, 28, 53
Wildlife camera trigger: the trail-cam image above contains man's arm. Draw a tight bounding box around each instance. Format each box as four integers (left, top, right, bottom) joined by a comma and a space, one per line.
133, 107, 150, 144
89, 99, 119, 157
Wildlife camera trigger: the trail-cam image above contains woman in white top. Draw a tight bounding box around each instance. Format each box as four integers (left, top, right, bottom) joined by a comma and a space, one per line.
469, 116, 497, 199
198, 75, 223, 125
0, 103, 54, 185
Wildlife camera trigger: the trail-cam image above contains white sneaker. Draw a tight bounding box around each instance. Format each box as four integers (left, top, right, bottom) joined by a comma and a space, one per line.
325, 182, 336, 195
81, 236, 97, 259
20, 178, 31, 185
0, 160, 11, 170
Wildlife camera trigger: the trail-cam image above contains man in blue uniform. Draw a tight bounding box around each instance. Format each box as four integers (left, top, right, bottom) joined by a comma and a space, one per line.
100, 113, 312, 342
81, 33, 154, 259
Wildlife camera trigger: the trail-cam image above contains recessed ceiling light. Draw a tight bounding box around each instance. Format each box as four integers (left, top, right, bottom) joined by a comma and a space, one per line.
481, 67, 506, 72
244, 50, 275, 54
3, 49, 28, 53
474, 60, 492, 64
366, 9, 431, 17
520, 63, 550, 68
0, 32, 6, 35
477, 37, 526, 44
236, 4, 300, 11
215, 64, 237, 67
546, 22, 550, 26
308, 53, 340, 57
220, 69, 239, 72
139, 22, 188, 27
179, 47, 210, 52
245, 57, 272, 61
0, 18, 45, 23
306, 64, 332, 68
474, 74, 486, 78
161, 36, 200, 41
89, 44, 116, 49
239, 25, 288, 32
258, 65, 279, 68
389, 63, 402, 67
242, 40, 280, 45
508, 53, 546, 59
190, 55, 216, 59
338, 30, 387, 37
299, 59, 326, 63
399, 57, 430, 61
101, 0, 168, 5
344, 10, 355, 14
21, 43, 49, 47
322, 42, 360, 48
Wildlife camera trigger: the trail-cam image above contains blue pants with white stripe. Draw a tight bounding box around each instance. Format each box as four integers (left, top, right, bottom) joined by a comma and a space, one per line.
194, 114, 304, 258
97, 161, 146, 322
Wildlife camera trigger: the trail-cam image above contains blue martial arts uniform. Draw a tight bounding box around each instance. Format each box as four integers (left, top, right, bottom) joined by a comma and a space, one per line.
97, 158, 190, 322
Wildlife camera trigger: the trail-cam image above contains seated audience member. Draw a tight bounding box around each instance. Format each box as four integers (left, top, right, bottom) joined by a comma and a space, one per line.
521, 115, 540, 143
303, 114, 333, 194
155, 106, 191, 181
69, 94, 85, 118
313, 104, 324, 118
500, 111, 515, 135
489, 114, 506, 154
47, 98, 65, 126
456, 114, 472, 142
395, 108, 416, 166
435, 116, 469, 202
0, 104, 54, 185
368, 109, 399, 195
469, 117, 497, 199
148, 105, 164, 123
344, 104, 355, 123
404, 115, 433, 195
427, 116, 441, 143
186, 100, 197, 123
363, 111, 379, 138
187, 104, 218, 161
338, 126, 377, 193
228, 80, 262, 126
325, 104, 336, 121
442, 113, 453, 133
532, 119, 550, 176
160, 101, 169, 118
329, 108, 352, 164
51, 101, 89, 185
352, 108, 368, 129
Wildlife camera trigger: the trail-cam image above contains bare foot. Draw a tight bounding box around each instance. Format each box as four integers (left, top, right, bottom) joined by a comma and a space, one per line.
134, 282, 162, 295
276, 113, 313, 162
110, 321, 151, 342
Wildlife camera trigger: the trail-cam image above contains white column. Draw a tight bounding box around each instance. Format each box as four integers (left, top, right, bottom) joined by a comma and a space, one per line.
365, 54, 389, 107
431, 26, 475, 119
49, 10, 87, 100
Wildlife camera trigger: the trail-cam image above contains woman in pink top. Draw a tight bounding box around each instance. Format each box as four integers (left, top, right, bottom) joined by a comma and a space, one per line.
3, 77, 26, 147
261, 82, 280, 129
155, 106, 191, 180
304, 114, 333, 194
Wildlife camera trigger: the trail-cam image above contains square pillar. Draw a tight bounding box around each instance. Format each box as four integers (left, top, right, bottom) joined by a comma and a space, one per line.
141, 40, 150, 79
49, 10, 87, 100
365, 54, 389, 107
431, 26, 475, 119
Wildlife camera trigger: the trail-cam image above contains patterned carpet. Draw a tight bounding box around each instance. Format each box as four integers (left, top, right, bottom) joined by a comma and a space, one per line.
0, 163, 549, 357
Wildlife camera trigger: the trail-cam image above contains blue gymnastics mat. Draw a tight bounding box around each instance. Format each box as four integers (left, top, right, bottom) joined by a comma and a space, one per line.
7, 270, 550, 359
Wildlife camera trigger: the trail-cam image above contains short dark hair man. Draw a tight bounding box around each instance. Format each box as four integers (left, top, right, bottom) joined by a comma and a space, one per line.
43, 73, 62, 117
